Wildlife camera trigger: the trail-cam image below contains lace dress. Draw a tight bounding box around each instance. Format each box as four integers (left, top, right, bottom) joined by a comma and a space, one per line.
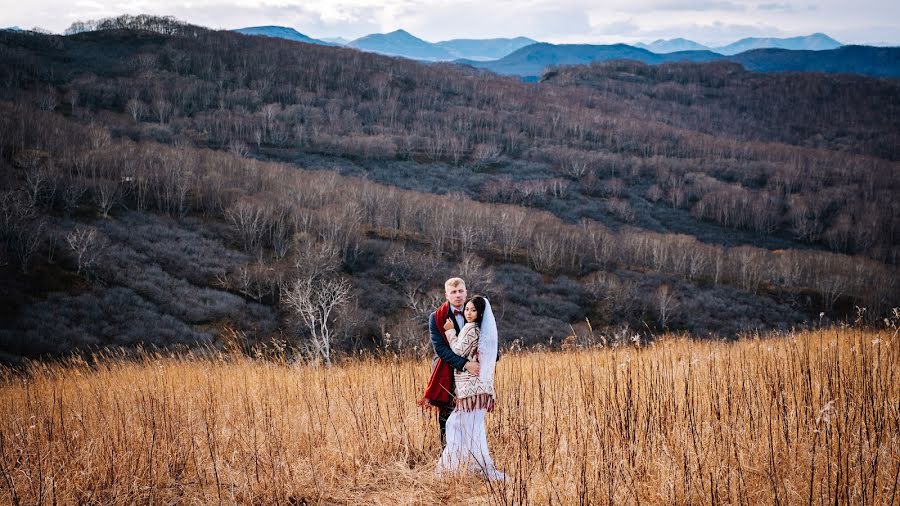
437, 322, 507, 481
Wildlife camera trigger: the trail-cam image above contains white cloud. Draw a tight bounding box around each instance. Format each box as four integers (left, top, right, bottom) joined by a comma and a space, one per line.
0, 0, 897, 45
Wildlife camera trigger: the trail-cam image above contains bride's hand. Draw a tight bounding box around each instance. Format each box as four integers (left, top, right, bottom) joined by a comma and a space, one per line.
464, 361, 480, 376
443, 318, 454, 331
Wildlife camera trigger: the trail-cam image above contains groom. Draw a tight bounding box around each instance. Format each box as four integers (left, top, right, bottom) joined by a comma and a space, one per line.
421, 277, 480, 446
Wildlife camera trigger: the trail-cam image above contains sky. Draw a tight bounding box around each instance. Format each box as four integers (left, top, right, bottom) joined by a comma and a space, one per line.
1, 0, 898, 46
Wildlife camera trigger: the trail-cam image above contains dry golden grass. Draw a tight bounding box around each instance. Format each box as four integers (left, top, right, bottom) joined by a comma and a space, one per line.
1, 327, 898, 505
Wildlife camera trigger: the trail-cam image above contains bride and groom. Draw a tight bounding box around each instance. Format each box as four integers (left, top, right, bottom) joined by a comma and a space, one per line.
418, 277, 507, 481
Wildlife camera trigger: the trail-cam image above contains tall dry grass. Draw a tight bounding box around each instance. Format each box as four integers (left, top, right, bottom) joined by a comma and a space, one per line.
0, 327, 898, 504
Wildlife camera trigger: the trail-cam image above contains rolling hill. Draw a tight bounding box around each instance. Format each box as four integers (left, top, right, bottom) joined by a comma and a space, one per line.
348, 29, 455, 61
0, 16, 897, 363
233, 25, 333, 46
715, 33, 842, 55
465, 42, 900, 78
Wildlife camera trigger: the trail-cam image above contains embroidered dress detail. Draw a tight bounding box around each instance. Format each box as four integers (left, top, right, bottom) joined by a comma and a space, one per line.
445, 324, 496, 400
456, 393, 495, 412
437, 299, 506, 481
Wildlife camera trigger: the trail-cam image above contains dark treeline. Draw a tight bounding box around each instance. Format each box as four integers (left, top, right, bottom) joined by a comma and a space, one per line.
0, 17, 898, 264
0, 99, 897, 362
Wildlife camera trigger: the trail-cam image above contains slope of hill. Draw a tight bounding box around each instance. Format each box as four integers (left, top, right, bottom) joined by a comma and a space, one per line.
436, 36, 537, 60
636, 37, 710, 53
0, 16, 896, 362
728, 45, 900, 77
464, 43, 718, 76
233, 26, 332, 46
715, 33, 842, 55
348, 29, 454, 60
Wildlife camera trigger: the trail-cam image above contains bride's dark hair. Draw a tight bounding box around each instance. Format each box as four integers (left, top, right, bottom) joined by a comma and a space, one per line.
465, 295, 487, 326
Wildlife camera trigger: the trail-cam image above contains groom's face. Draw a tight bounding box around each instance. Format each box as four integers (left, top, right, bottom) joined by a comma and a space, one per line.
445, 283, 467, 308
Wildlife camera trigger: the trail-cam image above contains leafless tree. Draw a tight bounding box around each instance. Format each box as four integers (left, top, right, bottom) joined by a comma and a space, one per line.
226, 199, 268, 255
152, 97, 172, 124
59, 176, 87, 216
291, 236, 340, 283
65, 225, 107, 276
0, 191, 45, 273
457, 253, 495, 296
732, 246, 767, 294
531, 230, 562, 274
228, 140, 250, 157
126, 98, 145, 121
654, 283, 680, 330
282, 276, 351, 365
495, 209, 527, 260
93, 179, 122, 218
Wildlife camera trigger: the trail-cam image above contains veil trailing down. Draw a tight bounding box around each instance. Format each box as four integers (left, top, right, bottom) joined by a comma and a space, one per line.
437, 297, 506, 481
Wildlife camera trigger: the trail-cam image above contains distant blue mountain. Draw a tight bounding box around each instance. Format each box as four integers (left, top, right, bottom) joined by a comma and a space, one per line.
1, 26, 24, 32
636, 38, 710, 53
233, 26, 333, 46
348, 29, 455, 61
460, 43, 721, 76
460, 42, 900, 79
435, 37, 537, 61
714, 33, 841, 55
727, 45, 900, 76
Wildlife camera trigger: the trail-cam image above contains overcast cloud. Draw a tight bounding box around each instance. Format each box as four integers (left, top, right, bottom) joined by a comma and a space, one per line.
1, 0, 897, 46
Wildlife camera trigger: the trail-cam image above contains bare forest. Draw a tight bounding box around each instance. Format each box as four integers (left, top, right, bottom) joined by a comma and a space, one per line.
0, 16, 898, 362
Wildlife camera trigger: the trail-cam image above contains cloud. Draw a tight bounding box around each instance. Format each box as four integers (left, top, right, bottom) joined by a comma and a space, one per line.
2, 0, 899, 46
757, 2, 793, 11
592, 19, 640, 36
622, 0, 745, 13
394, 1, 593, 41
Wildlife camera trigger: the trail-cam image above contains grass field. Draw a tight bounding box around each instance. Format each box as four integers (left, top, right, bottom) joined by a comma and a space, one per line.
1, 327, 897, 504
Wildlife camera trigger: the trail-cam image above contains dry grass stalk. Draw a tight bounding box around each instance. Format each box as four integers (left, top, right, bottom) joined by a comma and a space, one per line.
0, 328, 897, 504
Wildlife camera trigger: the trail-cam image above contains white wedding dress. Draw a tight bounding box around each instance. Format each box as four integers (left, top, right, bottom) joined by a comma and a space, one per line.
437, 298, 507, 481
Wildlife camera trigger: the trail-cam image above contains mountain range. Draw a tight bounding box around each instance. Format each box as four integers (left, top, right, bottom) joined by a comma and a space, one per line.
636, 33, 842, 55
458, 43, 721, 76
233, 26, 333, 46
233, 26, 537, 62
465, 43, 900, 79
230, 27, 895, 78
235, 27, 847, 62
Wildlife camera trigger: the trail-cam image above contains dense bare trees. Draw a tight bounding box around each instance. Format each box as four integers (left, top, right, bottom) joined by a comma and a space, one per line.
3, 20, 895, 263
0, 190, 44, 273
0, 21, 898, 361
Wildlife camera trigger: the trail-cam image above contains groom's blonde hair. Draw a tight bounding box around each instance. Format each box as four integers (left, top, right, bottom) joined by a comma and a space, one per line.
444, 277, 465, 289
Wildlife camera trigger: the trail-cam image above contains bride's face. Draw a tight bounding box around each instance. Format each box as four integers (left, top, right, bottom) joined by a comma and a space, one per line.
464, 301, 479, 323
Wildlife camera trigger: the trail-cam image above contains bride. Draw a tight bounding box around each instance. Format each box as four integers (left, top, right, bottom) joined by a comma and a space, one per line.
436, 295, 507, 481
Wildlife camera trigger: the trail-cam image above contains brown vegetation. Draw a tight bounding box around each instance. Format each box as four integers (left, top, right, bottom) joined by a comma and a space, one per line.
0, 20, 897, 262
0, 326, 897, 504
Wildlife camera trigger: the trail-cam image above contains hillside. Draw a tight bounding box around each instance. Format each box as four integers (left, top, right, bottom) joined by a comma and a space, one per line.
728, 45, 900, 76
715, 33, 842, 55
348, 29, 455, 60
234, 26, 332, 46
0, 17, 897, 362
436, 36, 537, 61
